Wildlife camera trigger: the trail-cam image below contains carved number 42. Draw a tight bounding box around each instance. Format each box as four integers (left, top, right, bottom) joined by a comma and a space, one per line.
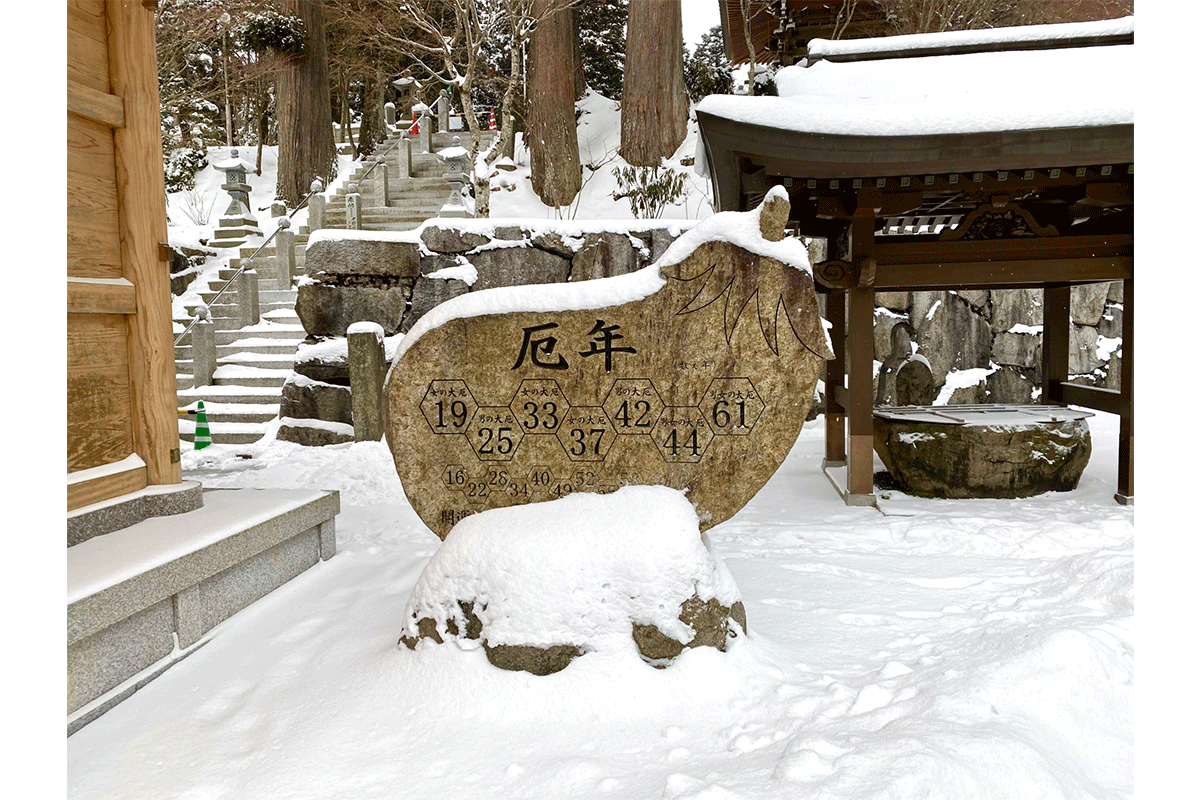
614, 400, 652, 429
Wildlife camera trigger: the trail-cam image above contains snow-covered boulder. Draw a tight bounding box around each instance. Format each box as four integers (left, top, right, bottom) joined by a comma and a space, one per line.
398, 485, 746, 674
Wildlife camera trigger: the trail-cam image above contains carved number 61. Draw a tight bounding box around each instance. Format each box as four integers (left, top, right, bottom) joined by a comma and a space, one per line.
711, 399, 747, 430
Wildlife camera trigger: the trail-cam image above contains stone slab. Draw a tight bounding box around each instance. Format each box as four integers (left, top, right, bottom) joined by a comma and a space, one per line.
175, 525, 322, 647
67, 488, 340, 646
296, 281, 412, 337
385, 238, 832, 538
304, 237, 420, 277
874, 406, 1092, 499
68, 481, 204, 547
68, 598, 174, 714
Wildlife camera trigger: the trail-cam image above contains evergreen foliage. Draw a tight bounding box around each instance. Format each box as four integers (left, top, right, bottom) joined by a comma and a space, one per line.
683, 24, 733, 102
578, 0, 627, 101
238, 10, 307, 56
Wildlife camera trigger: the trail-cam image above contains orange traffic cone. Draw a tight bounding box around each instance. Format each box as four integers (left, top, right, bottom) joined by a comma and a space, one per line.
488, 109, 496, 131
410, 110, 420, 135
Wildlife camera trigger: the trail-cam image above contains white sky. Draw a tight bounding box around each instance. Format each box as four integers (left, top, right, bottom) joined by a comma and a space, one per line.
681, 0, 723, 53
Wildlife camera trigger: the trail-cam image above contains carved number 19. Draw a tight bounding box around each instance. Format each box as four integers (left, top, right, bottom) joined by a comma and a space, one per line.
436, 400, 468, 428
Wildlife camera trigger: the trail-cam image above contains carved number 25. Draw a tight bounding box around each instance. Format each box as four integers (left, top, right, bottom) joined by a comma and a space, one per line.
478, 427, 514, 455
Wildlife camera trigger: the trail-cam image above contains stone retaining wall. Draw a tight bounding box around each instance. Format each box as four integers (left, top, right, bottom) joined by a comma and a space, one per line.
279, 220, 692, 445
870, 282, 1123, 405
279, 220, 1124, 443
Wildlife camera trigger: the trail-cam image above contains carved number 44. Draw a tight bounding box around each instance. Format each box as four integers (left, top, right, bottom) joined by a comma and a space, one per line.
664, 428, 701, 457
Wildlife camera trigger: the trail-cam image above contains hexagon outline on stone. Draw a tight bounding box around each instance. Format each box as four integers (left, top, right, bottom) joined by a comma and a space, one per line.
527, 465, 557, 492
555, 407, 615, 462
440, 463, 471, 493
420, 380, 478, 435
652, 407, 715, 463
508, 378, 571, 435
602, 378, 665, 436
466, 406, 524, 462
702, 377, 766, 436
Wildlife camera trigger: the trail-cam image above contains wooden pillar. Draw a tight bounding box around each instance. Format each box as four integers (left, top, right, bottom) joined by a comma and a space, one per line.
108, 0, 181, 486
1042, 284, 1070, 405
845, 208, 877, 505
823, 289, 846, 466
846, 285, 876, 502
1116, 277, 1133, 504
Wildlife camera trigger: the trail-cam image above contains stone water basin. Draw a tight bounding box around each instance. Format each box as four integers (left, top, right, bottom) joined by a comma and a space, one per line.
873, 404, 1093, 499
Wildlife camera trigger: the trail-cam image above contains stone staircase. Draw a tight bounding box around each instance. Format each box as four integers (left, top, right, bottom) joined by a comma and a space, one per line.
173, 126, 497, 447
322, 129, 496, 231
175, 237, 309, 446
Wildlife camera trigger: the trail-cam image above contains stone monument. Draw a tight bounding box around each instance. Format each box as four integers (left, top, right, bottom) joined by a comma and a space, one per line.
383, 189, 833, 538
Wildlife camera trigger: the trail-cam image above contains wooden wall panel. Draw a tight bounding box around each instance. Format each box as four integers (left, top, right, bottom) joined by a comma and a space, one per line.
68, 313, 129, 371
67, 0, 110, 94
67, 115, 121, 279
67, 364, 134, 473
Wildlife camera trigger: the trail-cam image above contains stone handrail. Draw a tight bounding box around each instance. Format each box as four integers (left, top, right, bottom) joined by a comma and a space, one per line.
174, 179, 324, 347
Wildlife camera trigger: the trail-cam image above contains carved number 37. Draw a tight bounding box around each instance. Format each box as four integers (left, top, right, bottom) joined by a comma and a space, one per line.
569, 428, 605, 456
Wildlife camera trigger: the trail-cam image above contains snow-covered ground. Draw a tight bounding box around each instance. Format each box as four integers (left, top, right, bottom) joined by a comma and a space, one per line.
67, 411, 1133, 799
58, 86, 1164, 799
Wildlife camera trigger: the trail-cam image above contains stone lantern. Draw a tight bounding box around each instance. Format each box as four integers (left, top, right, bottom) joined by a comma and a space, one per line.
436, 136, 472, 218
210, 148, 263, 248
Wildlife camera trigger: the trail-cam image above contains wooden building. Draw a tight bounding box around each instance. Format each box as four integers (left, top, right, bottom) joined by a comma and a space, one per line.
68, 0, 181, 511
695, 17, 1134, 506
66, 1, 341, 726
718, 0, 1134, 67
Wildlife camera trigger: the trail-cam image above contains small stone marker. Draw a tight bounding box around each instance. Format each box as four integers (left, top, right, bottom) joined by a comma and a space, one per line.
384, 192, 833, 538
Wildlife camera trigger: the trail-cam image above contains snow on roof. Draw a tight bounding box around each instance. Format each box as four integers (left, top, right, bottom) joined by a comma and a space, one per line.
697, 21, 1133, 138
806, 15, 1133, 61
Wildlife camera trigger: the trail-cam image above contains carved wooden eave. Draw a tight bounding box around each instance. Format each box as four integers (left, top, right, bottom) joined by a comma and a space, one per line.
940, 202, 1059, 242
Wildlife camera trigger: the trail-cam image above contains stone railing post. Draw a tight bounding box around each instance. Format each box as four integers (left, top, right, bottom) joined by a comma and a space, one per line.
348, 321, 386, 442
346, 183, 361, 230
237, 268, 260, 328
397, 136, 413, 179
308, 178, 325, 231
385, 101, 396, 128
379, 155, 390, 205
191, 306, 216, 387
275, 217, 296, 289
371, 155, 389, 208
437, 91, 449, 132
418, 108, 432, 153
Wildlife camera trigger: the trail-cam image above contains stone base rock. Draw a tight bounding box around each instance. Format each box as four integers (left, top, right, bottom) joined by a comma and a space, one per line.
874, 415, 1091, 499
396, 486, 745, 675
296, 279, 412, 337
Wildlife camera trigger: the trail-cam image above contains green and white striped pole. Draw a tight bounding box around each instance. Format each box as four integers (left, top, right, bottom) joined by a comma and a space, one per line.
194, 400, 212, 450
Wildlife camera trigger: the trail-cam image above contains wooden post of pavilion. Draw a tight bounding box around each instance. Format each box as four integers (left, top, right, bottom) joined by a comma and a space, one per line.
845, 205, 877, 504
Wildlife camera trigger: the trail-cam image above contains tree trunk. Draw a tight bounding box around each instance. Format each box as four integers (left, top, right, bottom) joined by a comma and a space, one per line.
275, 0, 336, 206
620, 0, 688, 166
356, 70, 384, 158
571, 7, 587, 101
527, 0, 581, 206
